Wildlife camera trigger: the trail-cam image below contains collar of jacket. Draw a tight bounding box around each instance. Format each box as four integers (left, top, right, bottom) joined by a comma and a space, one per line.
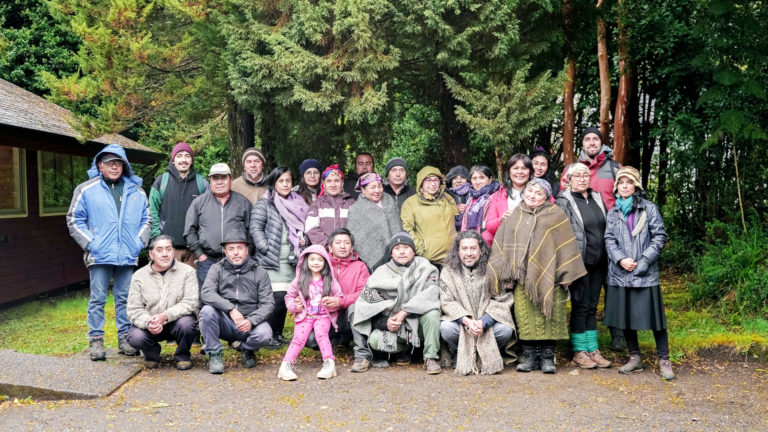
221, 255, 257, 273
242, 171, 266, 186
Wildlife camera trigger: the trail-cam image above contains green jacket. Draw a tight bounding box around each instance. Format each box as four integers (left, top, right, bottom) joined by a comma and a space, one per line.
400, 166, 458, 265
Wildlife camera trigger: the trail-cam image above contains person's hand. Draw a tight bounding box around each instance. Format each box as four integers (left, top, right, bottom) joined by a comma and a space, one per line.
229, 308, 245, 324
387, 316, 403, 332
147, 321, 163, 335
293, 297, 304, 312
147, 313, 167, 334
236, 319, 252, 333
322, 296, 340, 310
462, 317, 483, 337
620, 258, 637, 272
198, 254, 208, 262
457, 203, 467, 214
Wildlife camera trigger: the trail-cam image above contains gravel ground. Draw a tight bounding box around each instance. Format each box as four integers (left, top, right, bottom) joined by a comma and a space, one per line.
1, 350, 766, 431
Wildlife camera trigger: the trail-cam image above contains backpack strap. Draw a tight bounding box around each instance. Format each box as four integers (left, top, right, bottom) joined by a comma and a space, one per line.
195, 174, 206, 194
158, 172, 170, 195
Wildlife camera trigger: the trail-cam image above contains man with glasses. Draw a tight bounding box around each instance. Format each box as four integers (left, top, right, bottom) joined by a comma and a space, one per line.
67, 144, 151, 361
401, 166, 458, 268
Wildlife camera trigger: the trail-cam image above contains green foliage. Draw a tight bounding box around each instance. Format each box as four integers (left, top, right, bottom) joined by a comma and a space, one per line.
690, 217, 768, 315
383, 103, 442, 182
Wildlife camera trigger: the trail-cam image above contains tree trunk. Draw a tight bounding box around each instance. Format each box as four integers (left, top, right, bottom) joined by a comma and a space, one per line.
227, 100, 255, 177
438, 76, 469, 171
640, 93, 654, 187
612, 1, 631, 166
597, 0, 611, 141
257, 98, 278, 170
563, 0, 576, 166
657, 115, 669, 207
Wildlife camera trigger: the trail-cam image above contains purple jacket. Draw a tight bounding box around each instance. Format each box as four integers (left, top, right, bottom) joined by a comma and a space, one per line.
304, 193, 355, 246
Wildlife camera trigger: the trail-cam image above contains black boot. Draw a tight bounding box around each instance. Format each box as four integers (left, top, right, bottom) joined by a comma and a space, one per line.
540, 345, 557, 374
609, 327, 626, 352
516, 344, 541, 372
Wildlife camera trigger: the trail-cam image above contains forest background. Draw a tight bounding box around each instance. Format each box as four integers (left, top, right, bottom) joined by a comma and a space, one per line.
1, 0, 766, 318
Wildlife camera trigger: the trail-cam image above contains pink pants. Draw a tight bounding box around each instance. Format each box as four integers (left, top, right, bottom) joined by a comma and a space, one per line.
283, 315, 334, 362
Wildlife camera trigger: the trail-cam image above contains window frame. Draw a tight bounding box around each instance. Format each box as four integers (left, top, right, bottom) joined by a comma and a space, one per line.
37, 150, 90, 217
0, 146, 28, 219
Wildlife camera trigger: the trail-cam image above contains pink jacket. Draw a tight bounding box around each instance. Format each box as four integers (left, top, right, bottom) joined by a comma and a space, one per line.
482, 189, 511, 246
329, 252, 370, 309
284, 245, 344, 329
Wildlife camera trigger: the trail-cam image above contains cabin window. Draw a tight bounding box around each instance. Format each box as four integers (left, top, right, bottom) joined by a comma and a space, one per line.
38, 151, 89, 216
0, 146, 27, 218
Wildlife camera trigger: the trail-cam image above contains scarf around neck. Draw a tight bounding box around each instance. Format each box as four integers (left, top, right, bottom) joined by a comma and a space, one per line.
465, 182, 500, 230
267, 190, 309, 254
616, 196, 634, 217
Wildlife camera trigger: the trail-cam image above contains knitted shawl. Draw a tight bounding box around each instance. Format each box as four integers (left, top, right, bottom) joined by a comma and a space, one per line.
352, 257, 440, 348
346, 193, 402, 269
488, 202, 586, 319
440, 266, 516, 375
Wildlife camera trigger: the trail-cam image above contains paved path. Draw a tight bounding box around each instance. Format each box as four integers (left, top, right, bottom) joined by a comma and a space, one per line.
1, 353, 766, 431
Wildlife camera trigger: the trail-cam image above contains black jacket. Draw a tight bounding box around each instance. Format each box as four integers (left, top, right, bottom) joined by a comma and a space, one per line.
201, 256, 275, 326
150, 164, 207, 247
249, 198, 285, 270
184, 190, 252, 258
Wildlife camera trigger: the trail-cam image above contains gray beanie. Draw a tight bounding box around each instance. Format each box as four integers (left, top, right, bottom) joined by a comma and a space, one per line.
385, 158, 407, 177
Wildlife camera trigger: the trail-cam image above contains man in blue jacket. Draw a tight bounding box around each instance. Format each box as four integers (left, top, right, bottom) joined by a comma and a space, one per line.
67, 144, 152, 361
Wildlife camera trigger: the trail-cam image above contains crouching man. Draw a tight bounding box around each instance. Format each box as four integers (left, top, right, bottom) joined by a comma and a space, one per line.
439, 231, 515, 375
126, 235, 199, 370
352, 232, 442, 374
199, 230, 275, 374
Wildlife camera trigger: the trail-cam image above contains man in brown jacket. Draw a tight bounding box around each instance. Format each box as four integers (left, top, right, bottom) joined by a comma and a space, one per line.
231, 148, 268, 204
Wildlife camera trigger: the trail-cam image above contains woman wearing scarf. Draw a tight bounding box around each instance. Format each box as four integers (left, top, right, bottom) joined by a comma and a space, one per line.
305, 164, 356, 247
250, 167, 309, 348
445, 165, 471, 230
460, 165, 500, 245
483, 154, 533, 246
294, 158, 322, 205
489, 178, 586, 374
603, 167, 673, 380
556, 163, 611, 369
346, 172, 403, 270
530, 146, 560, 200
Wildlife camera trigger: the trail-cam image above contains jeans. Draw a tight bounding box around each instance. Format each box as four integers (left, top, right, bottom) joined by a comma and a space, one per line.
196, 257, 216, 290
348, 305, 372, 360
440, 320, 515, 351
88, 265, 134, 339
125, 315, 198, 362
199, 305, 272, 352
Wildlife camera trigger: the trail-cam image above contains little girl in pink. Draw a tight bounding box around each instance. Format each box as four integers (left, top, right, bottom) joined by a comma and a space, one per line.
278, 245, 343, 380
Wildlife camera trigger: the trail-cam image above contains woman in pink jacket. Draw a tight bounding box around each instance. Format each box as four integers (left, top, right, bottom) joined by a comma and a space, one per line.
482, 154, 533, 246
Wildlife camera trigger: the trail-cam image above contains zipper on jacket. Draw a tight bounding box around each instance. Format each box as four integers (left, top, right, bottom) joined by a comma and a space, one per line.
235, 273, 240, 304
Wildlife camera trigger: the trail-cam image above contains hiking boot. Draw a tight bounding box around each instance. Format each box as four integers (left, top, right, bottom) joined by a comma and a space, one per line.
207, 349, 224, 374
175, 360, 192, 370
516, 345, 540, 372
144, 360, 159, 369
89, 337, 106, 361
659, 359, 675, 381
588, 350, 612, 368
424, 358, 442, 375
618, 354, 643, 374
540, 345, 557, 374
395, 349, 412, 366
118, 336, 139, 356
350, 357, 371, 373
572, 351, 597, 369
609, 327, 626, 352
241, 350, 257, 369
278, 361, 298, 381
316, 359, 337, 379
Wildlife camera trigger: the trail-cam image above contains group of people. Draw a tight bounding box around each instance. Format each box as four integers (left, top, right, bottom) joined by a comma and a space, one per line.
66, 126, 673, 381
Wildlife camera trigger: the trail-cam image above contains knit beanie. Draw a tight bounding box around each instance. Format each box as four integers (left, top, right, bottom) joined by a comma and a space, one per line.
242, 148, 267, 166
171, 142, 194, 161
299, 159, 323, 177
529, 146, 550, 161
526, 177, 553, 199
387, 231, 416, 256
580, 126, 603, 144
614, 166, 643, 192
385, 158, 407, 177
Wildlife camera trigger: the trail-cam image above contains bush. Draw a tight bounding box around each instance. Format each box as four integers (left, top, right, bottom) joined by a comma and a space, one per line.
690, 217, 768, 315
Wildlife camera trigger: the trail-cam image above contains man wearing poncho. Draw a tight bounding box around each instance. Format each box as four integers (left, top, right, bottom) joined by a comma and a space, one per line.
488, 178, 586, 374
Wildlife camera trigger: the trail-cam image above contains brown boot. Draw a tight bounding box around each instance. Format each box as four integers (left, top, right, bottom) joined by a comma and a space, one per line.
587, 350, 612, 368
572, 351, 597, 369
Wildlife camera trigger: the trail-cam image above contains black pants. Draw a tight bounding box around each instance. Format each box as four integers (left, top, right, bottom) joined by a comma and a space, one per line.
268, 291, 288, 338
570, 263, 605, 333
125, 315, 198, 362
624, 329, 670, 360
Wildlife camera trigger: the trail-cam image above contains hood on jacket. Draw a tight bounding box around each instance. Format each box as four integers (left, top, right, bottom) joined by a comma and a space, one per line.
87, 144, 142, 186
445, 165, 469, 189
293, 244, 339, 283
416, 166, 446, 197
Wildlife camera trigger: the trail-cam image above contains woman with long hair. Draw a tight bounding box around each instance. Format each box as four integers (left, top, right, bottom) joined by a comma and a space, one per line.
483, 154, 533, 246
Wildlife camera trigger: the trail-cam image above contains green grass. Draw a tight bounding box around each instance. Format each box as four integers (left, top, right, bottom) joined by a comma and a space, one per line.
1, 273, 765, 364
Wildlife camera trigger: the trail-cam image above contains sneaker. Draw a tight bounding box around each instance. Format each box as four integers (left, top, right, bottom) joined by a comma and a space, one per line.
175, 360, 192, 370
350, 357, 371, 373
424, 358, 442, 375
587, 350, 612, 368
572, 351, 598, 369
618, 354, 643, 374
242, 350, 257, 369
118, 336, 139, 356
208, 349, 224, 374
278, 361, 298, 381
316, 359, 337, 379
89, 337, 106, 361
659, 359, 675, 381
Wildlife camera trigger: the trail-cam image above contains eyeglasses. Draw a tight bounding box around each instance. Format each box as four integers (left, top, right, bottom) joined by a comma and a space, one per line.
423, 177, 442, 184
571, 174, 590, 180
101, 160, 123, 168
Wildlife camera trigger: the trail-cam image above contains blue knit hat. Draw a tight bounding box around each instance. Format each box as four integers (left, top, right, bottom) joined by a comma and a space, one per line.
299, 159, 322, 177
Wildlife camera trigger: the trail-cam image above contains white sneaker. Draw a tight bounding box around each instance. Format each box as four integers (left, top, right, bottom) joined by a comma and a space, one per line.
316, 359, 337, 379
277, 361, 298, 381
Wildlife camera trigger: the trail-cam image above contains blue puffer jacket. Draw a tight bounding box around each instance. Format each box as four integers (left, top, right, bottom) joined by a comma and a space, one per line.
604, 196, 667, 287
66, 144, 151, 267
